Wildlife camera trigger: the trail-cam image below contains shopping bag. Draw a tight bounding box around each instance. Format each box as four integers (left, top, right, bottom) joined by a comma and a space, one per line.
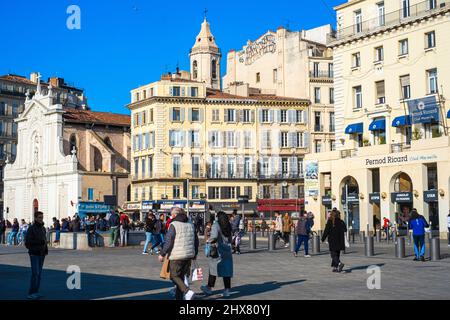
344, 233, 350, 248
191, 262, 203, 282
159, 255, 171, 280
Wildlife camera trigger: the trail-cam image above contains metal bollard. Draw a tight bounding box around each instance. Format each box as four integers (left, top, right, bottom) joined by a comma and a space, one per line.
249, 232, 257, 250
430, 237, 441, 261
376, 230, 381, 243
268, 232, 275, 251
365, 236, 374, 257
312, 235, 320, 254
395, 237, 406, 258
289, 233, 296, 252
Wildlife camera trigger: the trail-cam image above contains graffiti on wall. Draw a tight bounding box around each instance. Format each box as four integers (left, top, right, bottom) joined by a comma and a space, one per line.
238, 33, 277, 65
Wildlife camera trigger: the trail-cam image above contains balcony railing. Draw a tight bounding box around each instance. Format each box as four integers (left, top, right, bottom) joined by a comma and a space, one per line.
309, 71, 334, 79
207, 172, 305, 180
340, 149, 358, 159
391, 143, 411, 153
328, 0, 449, 45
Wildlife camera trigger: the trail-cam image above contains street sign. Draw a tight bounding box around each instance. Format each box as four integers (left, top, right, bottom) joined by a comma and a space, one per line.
237, 195, 249, 204
369, 193, 380, 204
423, 190, 438, 203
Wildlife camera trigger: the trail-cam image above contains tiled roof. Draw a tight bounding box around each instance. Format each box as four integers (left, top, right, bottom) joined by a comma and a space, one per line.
63, 109, 130, 126
0, 74, 39, 86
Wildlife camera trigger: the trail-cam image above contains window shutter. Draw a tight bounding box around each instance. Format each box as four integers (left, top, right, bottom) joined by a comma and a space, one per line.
304, 133, 310, 149
288, 132, 293, 148
275, 109, 281, 123
269, 109, 274, 123
376, 81, 385, 98
187, 131, 192, 147
169, 107, 174, 122
199, 108, 204, 122
251, 110, 255, 123
169, 130, 174, 147
180, 131, 185, 147
258, 109, 263, 123
288, 109, 294, 123
290, 185, 298, 199
208, 187, 214, 199
180, 108, 185, 122
150, 109, 154, 122
290, 157, 298, 176
208, 131, 213, 148
303, 110, 308, 124
222, 131, 227, 148
224, 109, 229, 122
236, 186, 241, 197
152, 132, 155, 148
221, 156, 227, 177
235, 131, 241, 148
188, 108, 192, 122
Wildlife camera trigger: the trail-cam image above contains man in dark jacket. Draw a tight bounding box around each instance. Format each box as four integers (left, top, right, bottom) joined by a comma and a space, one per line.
159, 208, 199, 300
109, 210, 120, 247
25, 211, 48, 300
52, 218, 61, 243
72, 216, 81, 232
294, 211, 312, 258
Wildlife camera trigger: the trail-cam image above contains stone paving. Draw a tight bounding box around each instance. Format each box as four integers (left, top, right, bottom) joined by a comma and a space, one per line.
1, 237, 449, 300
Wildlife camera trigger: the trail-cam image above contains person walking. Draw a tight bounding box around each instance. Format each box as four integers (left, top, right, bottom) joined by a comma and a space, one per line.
294, 211, 312, 258
8, 218, 19, 246
201, 211, 234, 298
119, 211, 130, 247
204, 215, 215, 243
52, 218, 61, 244
408, 209, 429, 262
159, 214, 167, 242
109, 210, 120, 247
17, 219, 29, 246
282, 213, 293, 248
321, 210, 347, 273
142, 213, 155, 255
230, 210, 241, 254
158, 208, 199, 300
274, 212, 284, 245
150, 214, 164, 254
0, 218, 6, 244
25, 211, 48, 300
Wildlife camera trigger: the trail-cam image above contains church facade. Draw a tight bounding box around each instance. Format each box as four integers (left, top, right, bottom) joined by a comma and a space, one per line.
3, 79, 131, 226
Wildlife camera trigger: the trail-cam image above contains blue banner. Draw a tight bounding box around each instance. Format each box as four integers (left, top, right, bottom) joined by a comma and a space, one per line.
77, 202, 110, 217
407, 96, 439, 124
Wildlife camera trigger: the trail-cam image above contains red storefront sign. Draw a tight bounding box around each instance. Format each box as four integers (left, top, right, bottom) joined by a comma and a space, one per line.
257, 199, 304, 212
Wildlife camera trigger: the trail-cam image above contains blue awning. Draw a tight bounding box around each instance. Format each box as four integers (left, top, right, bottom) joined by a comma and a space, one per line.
369, 119, 386, 131
392, 115, 411, 127
345, 123, 363, 134
447, 109, 450, 119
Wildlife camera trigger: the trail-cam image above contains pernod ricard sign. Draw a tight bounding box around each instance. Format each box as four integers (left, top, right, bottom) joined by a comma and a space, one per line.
365, 154, 439, 167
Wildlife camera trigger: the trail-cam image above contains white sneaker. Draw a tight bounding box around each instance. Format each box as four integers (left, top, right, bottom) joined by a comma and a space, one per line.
304, 255, 311, 258
200, 285, 212, 295
184, 290, 195, 300
284, 244, 289, 248
222, 289, 230, 298
169, 287, 176, 298
142, 252, 148, 255
27, 294, 38, 300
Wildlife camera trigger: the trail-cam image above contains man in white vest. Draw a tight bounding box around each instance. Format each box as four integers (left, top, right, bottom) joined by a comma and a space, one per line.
159, 207, 199, 300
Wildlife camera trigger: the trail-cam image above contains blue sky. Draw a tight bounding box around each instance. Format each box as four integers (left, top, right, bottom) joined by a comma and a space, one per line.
0, 0, 343, 115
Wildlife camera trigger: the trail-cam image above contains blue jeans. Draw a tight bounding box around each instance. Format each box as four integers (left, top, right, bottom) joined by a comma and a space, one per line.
55, 230, 61, 242
295, 235, 309, 255
87, 232, 98, 247
151, 233, 163, 250
29, 255, 45, 295
413, 235, 425, 258
143, 232, 152, 253
8, 231, 18, 245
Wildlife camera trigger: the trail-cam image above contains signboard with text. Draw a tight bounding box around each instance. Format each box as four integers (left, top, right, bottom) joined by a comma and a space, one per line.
305, 160, 319, 197
391, 192, 413, 203
407, 96, 439, 124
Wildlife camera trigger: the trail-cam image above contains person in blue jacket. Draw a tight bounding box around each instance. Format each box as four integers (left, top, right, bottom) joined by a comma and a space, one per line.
408, 209, 429, 262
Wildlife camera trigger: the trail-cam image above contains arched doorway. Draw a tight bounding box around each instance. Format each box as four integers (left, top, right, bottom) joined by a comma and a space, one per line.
33, 199, 39, 213
391, 172, 413, 234
340, 176, 360, 232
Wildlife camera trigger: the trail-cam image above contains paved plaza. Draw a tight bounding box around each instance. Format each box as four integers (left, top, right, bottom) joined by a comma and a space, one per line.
1, 237, 450, 300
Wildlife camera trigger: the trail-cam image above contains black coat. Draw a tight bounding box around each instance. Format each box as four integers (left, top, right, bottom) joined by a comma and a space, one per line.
25, 222, 48, 256
322, 219, 347, 252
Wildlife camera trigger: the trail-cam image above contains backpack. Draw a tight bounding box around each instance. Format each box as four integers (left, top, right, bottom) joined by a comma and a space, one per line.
122, 216, 130, 230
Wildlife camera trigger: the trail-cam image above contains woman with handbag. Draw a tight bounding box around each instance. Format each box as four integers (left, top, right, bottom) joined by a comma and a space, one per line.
321, 209, 347, 273
201, 211, 234, 298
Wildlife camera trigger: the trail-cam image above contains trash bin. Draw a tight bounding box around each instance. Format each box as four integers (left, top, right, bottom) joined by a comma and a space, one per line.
365, 236, 374, 257
312, 235, 320, 254
395, 237, 406, 258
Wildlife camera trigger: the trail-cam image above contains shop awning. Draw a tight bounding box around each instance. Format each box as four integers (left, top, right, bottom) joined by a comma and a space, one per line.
447, 109, 450, 119
392, 115, 411, 127
345, 122, 363, 134
369, 119, 386, 131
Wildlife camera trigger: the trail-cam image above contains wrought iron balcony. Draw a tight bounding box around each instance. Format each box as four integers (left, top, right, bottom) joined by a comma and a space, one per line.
328, 0, 450, 45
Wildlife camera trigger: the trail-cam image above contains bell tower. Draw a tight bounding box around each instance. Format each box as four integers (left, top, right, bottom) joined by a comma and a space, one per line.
190, 15, 221, 90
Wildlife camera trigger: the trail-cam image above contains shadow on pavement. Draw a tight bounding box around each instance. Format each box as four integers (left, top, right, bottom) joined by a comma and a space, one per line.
0, 264, 171, 300
343, 263, 385, 273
